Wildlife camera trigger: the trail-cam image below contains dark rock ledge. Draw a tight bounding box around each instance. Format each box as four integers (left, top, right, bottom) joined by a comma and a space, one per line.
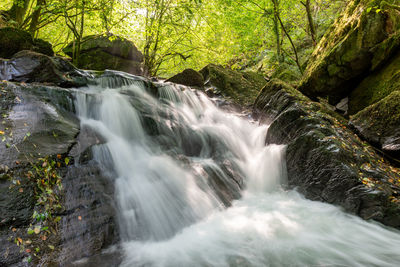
254, 79, 400, 229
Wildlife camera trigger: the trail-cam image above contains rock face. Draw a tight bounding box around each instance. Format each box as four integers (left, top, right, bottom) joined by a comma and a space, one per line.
349, 48, 400, 114
254, 79, 400, 228
0, 50, 91, 87
350, 91, 400, 158
63, 35, 146, 76
0, 81, 119, 266
166, 68, 204, 87
0, 27, 54, 58
298, 0, 400, 104
200, 64, 266, 106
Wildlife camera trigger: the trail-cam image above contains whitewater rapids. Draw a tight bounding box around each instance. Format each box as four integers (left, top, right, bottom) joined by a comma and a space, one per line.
74, 75, 400, 267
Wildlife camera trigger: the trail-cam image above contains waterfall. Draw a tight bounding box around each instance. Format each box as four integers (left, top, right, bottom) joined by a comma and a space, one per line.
74, 75, 400, 266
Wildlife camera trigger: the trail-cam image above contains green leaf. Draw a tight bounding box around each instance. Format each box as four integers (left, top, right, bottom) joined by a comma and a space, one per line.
367, 7, 372, 13
65, 157, 70, 165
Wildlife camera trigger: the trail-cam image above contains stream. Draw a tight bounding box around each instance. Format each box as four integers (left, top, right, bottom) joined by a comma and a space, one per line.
74, 76, 400, 266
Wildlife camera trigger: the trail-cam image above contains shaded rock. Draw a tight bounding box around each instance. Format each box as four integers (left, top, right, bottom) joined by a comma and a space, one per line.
0, 81, 119, 266
63, 35, 145, 76
350, 91, 400, 158
254, 79, 400, 228
0, 27, 54, 58
0, 50, 91, 87
298, 0, 400, 104
200, 64, 266, 106
335, 97, 349, 114
73, 49, 144, 76
166, 68, 204, 87
349, 50, 400, 114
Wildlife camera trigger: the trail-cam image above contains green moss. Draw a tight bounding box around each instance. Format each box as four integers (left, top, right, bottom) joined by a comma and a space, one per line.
76, 49, 143, 74
0, 27, 33, 58
298, 0, 399, 103
0, 27, 54, 58
200, 64, 266, 106
349, 51, 400, 114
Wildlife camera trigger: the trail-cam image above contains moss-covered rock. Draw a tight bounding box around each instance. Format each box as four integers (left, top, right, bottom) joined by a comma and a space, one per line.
298, 0, 400, 104
255, 79, 400, 228
166, 68, 204, 87
200, 64, 266, 106
74, 48, 144, 75
350, 91, 400, 158
63, 35, 145, 75
0, 27, 54, 58
349, 50, 400, 114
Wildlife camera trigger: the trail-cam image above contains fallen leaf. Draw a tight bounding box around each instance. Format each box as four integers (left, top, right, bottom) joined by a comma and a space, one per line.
12, 228, 17, 232
34, 227, 40, 234
48, 245, 54, 250
25, 249, 31, 253
78, 216, 82, 221
19, 188, 23, 193
57, 154, 62, 159
40, 235, 47, 241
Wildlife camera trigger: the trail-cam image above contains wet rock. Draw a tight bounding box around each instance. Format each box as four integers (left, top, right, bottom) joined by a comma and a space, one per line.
56, 162, 119, 265
0, 50, 91, 87
255, 79, 400, 228
0, 27, 54, 58
63, 35, 146, 76
298, 0, 400, 104
350, 91, 400, 159
166, 69, 205, 87
200, 64, 266, 106
0, 81, 119, 266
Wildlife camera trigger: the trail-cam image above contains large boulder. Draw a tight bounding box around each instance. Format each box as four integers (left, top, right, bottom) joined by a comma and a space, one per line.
298, 0, 400, 104
63, 35, 146, 76
166, 68, 204, 87
350, 90, 400, 158
254, 79, 400, 228
200, 64, 266, 106
349, 48, 400, 114
0, 50, 90, 87
0, 81, 119, 266
0, 27, 54, 58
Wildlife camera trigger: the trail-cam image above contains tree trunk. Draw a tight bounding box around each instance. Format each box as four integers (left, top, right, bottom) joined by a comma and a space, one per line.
272, 0, 283, 62
303, 0, 317, 46
5, 0, 31, 26
29, 0, 45, 35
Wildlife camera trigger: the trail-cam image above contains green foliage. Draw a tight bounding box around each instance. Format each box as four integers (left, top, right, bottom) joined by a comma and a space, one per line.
0, 0, 346, 76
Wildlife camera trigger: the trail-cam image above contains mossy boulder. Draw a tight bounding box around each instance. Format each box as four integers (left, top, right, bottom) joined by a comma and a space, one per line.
200, 64, 266, 106
63, 35, 145, 75
254, 79, 400, 228
166, 68, 204, 87
0, 27, 54, 58
298, 0, 400, 104
349, 50, 400, 114
350, 91, 400, 158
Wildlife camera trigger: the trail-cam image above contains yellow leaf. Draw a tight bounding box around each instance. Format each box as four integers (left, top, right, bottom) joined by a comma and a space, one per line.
0, 130, 4, 135
34, 227, 40, 234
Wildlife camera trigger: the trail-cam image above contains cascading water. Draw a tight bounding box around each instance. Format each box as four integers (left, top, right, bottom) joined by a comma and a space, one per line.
74, 74, 400, 266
